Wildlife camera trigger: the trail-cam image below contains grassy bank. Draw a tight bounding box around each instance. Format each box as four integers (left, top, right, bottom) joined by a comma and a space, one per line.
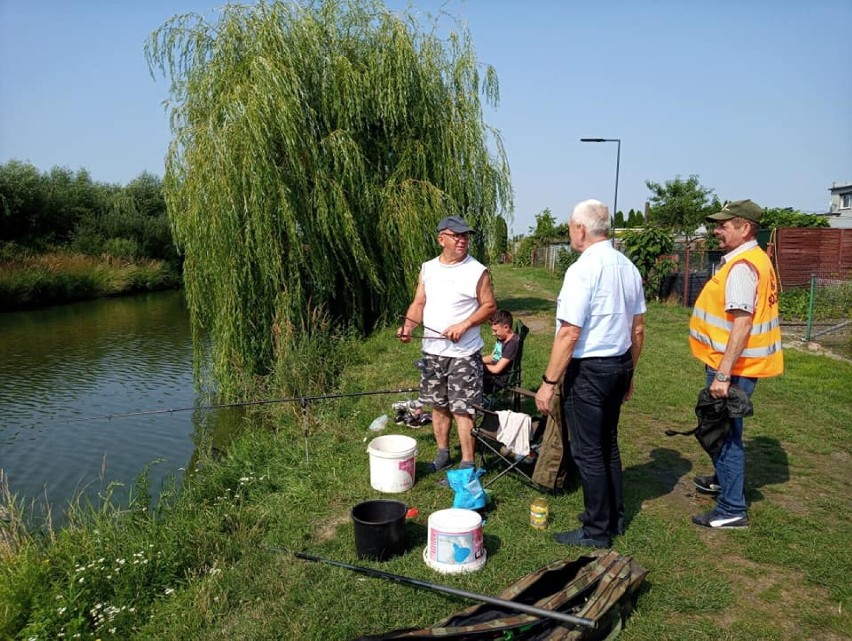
0, 251, 180, 311
1, 264, 850, 640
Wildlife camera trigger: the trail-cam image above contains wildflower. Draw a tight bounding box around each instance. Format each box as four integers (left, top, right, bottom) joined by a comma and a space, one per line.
57, 606, 67, 614
164, 587, 174, 595
78, 577, 85, 584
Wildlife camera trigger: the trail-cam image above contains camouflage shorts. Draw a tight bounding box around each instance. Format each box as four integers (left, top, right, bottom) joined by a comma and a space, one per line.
419, 352, 483, 416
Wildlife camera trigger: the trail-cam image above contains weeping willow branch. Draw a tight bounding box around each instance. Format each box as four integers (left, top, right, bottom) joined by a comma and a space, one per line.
146, 0, 512, 397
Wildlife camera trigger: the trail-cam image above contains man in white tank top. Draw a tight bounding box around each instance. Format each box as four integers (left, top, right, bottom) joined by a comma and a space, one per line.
397, 216, 497, 472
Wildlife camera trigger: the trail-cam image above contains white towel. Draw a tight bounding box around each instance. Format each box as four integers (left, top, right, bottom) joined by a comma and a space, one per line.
495, 410, 532, 456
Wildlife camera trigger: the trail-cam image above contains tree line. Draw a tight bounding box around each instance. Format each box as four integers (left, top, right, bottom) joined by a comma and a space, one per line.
509, 174, 829, 298
0, 160, 178, 266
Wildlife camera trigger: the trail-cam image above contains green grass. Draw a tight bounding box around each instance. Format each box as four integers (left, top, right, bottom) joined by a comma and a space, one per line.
0, 251, 180, 310
1, 264, 850, 640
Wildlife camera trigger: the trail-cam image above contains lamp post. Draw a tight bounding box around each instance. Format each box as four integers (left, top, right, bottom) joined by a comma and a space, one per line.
580, 137, 621, 220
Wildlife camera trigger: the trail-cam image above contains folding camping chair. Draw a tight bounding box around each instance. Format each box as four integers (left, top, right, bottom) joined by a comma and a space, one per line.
483, 319, 529, 412
472, 395, 549, 491
473, 382, 574, 493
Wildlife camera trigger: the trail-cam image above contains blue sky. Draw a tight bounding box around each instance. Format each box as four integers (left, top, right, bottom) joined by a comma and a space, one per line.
2, 1, 850, 235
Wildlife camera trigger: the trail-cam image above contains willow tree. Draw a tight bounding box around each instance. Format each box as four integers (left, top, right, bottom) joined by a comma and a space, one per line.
146, 0, 512, 397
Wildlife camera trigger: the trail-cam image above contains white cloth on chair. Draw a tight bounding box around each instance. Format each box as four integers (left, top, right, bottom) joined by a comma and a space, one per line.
495, 410, 532, 456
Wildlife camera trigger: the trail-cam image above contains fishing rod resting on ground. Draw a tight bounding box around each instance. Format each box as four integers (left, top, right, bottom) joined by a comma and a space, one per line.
69, 387, 419, 422
271, 547, 597, 629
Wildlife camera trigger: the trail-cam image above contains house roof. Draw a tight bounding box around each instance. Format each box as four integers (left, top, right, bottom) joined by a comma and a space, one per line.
829, 181, 852, 192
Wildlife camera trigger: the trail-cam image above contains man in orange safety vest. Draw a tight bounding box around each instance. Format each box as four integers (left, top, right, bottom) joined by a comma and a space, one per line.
688, 199, 783, 530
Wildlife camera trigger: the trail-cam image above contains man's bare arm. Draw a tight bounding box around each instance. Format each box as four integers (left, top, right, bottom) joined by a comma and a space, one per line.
624, 313, 645, 402
397, 271, 426, 343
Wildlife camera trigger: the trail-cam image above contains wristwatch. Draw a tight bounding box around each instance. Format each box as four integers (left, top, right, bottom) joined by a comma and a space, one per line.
542, 374, 559, 385
715, 372, 730, 382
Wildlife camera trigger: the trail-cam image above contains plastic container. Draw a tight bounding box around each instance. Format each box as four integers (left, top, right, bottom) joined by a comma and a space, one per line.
423, 508, 486, 574
530, 496, 549, 529
368, 414, 389, 432
351, 499, 407, 561
367, 434, 418, 493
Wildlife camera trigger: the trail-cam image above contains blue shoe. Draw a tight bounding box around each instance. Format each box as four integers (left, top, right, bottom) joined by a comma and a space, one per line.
552, 527, 611, 549
692, 509, 748, 529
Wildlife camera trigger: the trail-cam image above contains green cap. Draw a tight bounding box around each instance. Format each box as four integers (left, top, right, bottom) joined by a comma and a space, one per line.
706, 199, 763, 223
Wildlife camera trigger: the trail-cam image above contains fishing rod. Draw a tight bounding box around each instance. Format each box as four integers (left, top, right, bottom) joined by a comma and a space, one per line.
68, 387, 419, 422
398, 315, 450, 340
272, 548, 597, 629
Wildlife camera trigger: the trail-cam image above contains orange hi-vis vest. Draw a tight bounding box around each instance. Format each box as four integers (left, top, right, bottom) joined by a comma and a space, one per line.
689, 245, 784, 378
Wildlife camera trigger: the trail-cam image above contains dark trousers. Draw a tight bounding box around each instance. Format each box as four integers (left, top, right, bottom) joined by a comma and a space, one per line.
562, 352, 634, 540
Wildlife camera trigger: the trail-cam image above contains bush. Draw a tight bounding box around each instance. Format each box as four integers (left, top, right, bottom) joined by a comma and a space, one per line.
620, 227, 676, 300
511, 236, 536, 267
103, 237, 141, 259
556, 247, 579, 272
780, 281, 852, 322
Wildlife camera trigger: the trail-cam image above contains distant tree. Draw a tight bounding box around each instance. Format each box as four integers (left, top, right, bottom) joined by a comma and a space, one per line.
645, 175, 716, 244
512, 207, 571, 267
494, 215, 508, 257
761, 207, 829, 229
125, 172, 167, 218
530, 207, 557, 237
613, 209, 625, 228
0, 161, 112, 247
0, 160, 46, 243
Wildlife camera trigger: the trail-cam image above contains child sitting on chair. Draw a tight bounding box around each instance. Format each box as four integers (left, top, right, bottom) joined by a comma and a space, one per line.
482, 309, 519, 393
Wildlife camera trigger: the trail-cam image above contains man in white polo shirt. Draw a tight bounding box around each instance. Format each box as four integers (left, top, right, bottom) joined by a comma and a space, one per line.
535, 199, 646, 548
397, 215, 496, 472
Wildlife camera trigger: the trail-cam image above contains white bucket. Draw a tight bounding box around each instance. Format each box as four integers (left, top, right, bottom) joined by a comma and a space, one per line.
367, 434, 418, 493
423, 508, 486, 574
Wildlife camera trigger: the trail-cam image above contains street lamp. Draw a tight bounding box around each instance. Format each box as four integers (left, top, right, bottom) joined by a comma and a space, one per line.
580, 137, 621, 221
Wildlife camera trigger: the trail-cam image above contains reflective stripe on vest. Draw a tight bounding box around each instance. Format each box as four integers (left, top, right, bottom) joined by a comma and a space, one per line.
689, 246, 784, 378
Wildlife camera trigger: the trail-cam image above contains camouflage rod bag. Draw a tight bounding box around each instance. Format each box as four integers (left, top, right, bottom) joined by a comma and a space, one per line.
354, 550, 647, 641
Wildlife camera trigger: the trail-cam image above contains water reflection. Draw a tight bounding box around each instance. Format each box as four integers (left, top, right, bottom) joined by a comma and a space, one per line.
0, 291, 243, 523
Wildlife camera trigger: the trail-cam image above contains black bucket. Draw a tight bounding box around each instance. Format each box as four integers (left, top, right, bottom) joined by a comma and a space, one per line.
351, 499, 407, 561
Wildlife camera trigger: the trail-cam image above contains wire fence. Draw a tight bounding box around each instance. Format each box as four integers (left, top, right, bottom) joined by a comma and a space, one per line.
778, 269, 852, 358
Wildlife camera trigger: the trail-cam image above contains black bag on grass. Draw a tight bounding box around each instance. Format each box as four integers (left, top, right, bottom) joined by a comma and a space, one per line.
353, 550, 647, 641
665, 385, 753, 459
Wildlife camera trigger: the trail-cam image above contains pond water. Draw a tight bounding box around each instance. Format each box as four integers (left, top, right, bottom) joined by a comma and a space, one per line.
0, 291, 241, 523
